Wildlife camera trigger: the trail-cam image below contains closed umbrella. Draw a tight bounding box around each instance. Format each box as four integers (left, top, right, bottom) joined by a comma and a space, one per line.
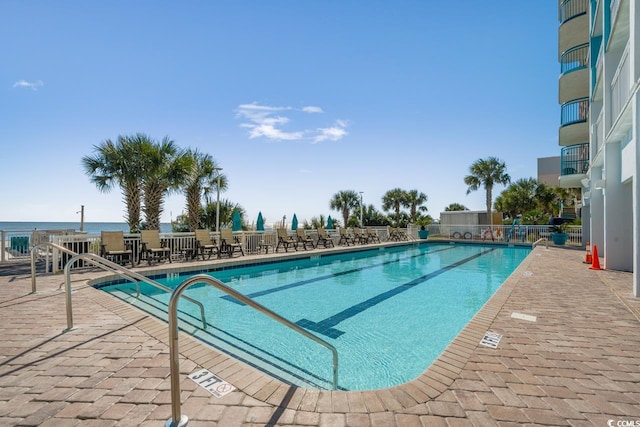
232, 210, 242, 231
326, 216, 333, 230
291, 213, 298, 230
256, 212, 264, 231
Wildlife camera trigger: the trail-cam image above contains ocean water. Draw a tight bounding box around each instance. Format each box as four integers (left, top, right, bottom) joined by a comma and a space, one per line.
0, 222, 173, 234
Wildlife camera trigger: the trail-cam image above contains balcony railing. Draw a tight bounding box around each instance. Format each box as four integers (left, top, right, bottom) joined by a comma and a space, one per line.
560, 44, 589, 74
559, 0, 588, 24
561, 143, 589, 175
561, 97, 589, 126
610, 43, 631, 124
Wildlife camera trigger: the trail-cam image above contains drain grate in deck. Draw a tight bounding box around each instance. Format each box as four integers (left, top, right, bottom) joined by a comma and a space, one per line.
480, 331, 502, 349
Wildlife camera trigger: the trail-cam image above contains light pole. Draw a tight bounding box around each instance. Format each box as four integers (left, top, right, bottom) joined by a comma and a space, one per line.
359, 192, 364, 227
214, 167, 223, 234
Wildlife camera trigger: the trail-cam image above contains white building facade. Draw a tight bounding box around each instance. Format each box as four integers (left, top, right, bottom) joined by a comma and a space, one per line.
558, 0, 639, 295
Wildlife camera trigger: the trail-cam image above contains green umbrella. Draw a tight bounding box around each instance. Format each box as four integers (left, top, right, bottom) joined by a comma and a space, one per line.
326, 216, 333, 230
291, 213, 298, 230
256, 212, 264, 231
232, 210, 242, 231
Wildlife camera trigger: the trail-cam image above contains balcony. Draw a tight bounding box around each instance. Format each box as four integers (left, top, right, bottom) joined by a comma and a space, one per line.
558, 0, 589, 56
559, 98, 589, 146
559, 143, 589, 188
559, 44, 589, 104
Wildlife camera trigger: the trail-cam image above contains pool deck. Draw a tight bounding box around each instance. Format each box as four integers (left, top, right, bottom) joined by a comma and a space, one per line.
1, 243, 639, 426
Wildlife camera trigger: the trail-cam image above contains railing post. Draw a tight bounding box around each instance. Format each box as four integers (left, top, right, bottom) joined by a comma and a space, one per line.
1, 230, 5, 262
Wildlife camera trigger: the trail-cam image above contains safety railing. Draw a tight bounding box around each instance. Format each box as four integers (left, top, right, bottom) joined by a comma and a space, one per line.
558, 0, 588, 24
561, 97, 589, 127
560, 44, 588, 74
561, 143, 589, 175
532, 238, 549, 248
425, 224, 582, 246
165, 274, 339, 427
58, 252, 207, 331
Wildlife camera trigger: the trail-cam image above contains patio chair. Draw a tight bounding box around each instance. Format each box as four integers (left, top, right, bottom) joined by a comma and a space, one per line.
275, 228, 298, 252
195, 229, 219, 260
366, 227, 380, 243
317, 227, 335, 248
338, 227, 356, 246
220, 228, 244, 257
296, 228, 316, 250
140, 229, 172, 265
100, 231, 134, 267
388, 226, 401, 241
353, 227, 369, 244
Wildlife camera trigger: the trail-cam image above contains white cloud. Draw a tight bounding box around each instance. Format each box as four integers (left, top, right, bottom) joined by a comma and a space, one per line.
235, 102, 348, 143
313, 121, 349, 143
302, 106, 323, 114
12, 80, 44, 90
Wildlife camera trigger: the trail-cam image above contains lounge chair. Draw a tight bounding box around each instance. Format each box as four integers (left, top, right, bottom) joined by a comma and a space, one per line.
338, 227, 356, 246
388, 226, 402, 241
366, 227, 380, 243
220, 228, 244, 257
100, 231, 134, 267
317, 227, 335, 248
296, 228, 315, 250
140, 230, 172, 265
275, 228, 298, 252
353, 228, 369, 244
194, 229, 218, 260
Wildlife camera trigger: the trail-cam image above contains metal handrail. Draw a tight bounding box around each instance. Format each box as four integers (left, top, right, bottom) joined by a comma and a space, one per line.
532, 238, 548, 248
59, 253, 207, 332
31, 242, 78, 294
166, 274, 339, 427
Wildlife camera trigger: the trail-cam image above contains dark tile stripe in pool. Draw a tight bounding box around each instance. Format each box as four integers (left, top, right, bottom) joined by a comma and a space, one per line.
296, 247, 497, 338
221, 246, 457, 305
107, 288, 337, 389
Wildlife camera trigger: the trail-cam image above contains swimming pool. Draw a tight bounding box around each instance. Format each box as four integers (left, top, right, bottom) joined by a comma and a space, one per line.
97, 242, 530, 390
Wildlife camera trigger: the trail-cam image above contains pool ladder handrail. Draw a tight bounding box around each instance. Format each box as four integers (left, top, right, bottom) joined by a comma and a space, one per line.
166, 274, 340, 427
29, 243, 207, 332
532, 238, 548, 248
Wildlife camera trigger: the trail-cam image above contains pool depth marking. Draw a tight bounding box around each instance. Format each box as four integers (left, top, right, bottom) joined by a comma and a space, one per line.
221, 246, 457, 305
296, 248, 497, 338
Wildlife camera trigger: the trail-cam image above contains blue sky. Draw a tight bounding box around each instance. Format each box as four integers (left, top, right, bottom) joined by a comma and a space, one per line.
1, 1, 560, 227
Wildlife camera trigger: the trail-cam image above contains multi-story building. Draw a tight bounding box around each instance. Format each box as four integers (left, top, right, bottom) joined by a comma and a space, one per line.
558, 0, 638, 295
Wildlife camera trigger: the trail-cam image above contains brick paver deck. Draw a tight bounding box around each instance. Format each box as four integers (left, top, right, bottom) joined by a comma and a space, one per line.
1, 244, 639, 426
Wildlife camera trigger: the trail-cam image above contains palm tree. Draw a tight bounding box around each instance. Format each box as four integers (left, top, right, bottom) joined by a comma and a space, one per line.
329, 190, 360, 227
136, 134, 193, 230
201, 198, 244, 230
405, 189, 428, 223
464, 157, 510, 226
445, 203, 469, 211
382, 188, 409, 226
183, 149, 227, 231
82, 135, 145, 232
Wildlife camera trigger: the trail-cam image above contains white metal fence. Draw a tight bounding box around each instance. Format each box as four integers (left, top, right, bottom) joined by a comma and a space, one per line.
1, 224, 582, 271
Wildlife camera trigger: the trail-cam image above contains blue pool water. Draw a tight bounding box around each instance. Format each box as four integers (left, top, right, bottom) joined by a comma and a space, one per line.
98, 243, 530, 390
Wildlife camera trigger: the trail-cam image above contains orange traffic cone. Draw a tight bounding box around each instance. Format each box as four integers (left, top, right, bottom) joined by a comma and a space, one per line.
584, 241, 592, 264
589, 244, 602, 270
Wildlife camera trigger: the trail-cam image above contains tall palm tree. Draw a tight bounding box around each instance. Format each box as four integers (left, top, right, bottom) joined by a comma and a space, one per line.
82, 135, 145, 232
464, 157, 510, 226
329, 190, 360, 227
136, 134, 193, 230
405, 189, 428, 223
382, 188, 409, 226
183, 150, 227, 231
